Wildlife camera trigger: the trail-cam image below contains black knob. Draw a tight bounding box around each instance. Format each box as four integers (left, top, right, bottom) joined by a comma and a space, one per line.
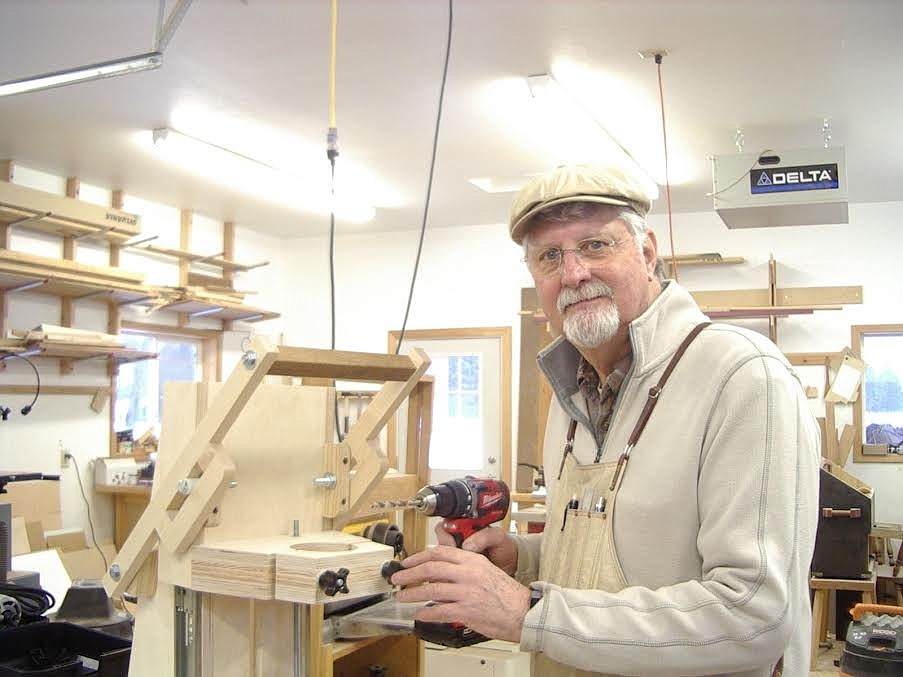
318, 568, 350, 596
381, 560, 404, 584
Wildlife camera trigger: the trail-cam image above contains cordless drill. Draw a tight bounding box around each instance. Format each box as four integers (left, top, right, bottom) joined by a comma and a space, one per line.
409, 476, 510, 547
382, 476, 510, 647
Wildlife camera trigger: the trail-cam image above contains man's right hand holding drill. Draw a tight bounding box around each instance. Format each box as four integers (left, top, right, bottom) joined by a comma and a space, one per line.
390, 525, 530, 644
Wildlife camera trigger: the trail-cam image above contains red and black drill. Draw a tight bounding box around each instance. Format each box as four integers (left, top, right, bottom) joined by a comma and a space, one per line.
382, 476, 510, 647
409, 476, 510, 547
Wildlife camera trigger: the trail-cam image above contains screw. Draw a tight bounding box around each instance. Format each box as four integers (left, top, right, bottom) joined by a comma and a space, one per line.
109, 564, 121, 580
177, 479, 193, 495
242, 350, 258, 369
313, 473, 337, 489
229, 481, 238, 488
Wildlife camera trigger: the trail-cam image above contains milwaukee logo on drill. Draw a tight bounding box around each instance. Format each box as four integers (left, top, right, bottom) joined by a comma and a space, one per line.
479, 492, 505, 509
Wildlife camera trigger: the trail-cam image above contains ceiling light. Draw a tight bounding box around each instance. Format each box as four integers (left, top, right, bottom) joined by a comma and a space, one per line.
467, 176, 538, 194
145, 127, 377, 223
0, 52, 163, 97
525, 73, 659, 201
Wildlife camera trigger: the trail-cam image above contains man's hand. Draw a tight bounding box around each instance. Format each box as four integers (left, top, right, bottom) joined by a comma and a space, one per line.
392, 545, 531, 643
434, 524, 519, 576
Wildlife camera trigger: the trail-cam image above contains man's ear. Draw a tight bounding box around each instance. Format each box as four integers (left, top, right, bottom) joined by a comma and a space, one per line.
642, 229, 659, 278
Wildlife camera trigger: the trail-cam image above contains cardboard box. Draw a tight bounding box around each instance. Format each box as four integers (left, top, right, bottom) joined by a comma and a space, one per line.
4, 479, 62, 530
45, 528, 87, 553
12, 516, 29, 555
25, 520, 46, 552
60, 543, 117, 581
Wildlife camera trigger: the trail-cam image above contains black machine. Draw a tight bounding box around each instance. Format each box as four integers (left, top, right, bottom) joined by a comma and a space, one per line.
841, 604, 903, 676
811, 467, 873, 580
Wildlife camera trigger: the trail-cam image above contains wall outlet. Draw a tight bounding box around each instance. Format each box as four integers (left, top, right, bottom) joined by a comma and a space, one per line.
60, 448, 70, 469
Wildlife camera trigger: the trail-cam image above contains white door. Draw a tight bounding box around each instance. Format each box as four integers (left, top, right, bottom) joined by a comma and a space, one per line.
392, 330, 511, 543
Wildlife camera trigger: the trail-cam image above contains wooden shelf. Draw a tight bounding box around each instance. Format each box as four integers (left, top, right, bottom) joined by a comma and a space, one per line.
0, 337, 157, 364
128, 243, 269, 272
156, 295, 279, 323
94, 483, 153, 496
0, 179, 140, 244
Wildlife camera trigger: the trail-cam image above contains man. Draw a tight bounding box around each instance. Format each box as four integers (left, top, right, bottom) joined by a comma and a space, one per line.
392, 162, 820, 676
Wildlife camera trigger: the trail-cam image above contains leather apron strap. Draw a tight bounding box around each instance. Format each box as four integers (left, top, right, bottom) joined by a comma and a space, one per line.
608, 321, 710, 490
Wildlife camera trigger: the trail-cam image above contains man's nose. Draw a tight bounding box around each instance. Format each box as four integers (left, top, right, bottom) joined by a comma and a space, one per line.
559, 250, 591, 287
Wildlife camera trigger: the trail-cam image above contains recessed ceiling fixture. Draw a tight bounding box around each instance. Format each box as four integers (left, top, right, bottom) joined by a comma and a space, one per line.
0, 52, 163, 97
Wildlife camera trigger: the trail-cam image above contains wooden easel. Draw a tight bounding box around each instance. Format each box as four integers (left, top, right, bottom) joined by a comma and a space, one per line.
103, 338, 432, 676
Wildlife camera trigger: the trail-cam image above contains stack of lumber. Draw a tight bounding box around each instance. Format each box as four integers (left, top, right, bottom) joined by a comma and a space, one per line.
21, 324, 123, 346
190, 532, 393, 604
0, 249, 149, 298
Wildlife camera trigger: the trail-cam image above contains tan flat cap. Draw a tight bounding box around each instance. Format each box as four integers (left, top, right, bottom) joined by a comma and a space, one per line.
509, 162, 653, 244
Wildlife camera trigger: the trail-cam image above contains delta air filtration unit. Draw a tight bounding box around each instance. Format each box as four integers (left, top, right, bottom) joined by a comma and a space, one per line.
712, 147, 848, 228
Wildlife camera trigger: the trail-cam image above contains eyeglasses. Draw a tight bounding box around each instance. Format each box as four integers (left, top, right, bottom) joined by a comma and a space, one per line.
523, 237, 630, 277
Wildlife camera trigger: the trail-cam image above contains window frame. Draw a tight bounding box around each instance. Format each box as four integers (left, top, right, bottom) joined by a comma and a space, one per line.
852, 323, 903, 463
109, 321, 221, 455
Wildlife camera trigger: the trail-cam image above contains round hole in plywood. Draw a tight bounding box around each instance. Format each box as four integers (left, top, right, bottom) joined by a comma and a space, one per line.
290, 542, 355, 552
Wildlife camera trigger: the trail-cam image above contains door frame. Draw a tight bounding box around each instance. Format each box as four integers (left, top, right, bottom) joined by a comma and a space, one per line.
388, 327, 513, 490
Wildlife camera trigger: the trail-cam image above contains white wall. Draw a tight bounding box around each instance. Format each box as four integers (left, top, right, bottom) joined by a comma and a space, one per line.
3, 161, 901, 542
287, 202, 903, 525
0, 166, 291, 542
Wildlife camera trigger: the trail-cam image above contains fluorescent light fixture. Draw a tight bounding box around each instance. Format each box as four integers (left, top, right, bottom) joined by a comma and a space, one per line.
146, 127, 377, 223
0, 52, 163, 97
467, 176, 536, 194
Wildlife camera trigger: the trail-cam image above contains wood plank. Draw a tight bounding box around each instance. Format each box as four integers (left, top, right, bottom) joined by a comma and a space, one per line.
838, 424, 856, 467
777, 286, 863, 307
785, 352, 833, 366
691, 288, 771, 308
825, 401, 838, 464
271, 346, 420, 382
0, 248, 145, 283
0, 384, 110, 396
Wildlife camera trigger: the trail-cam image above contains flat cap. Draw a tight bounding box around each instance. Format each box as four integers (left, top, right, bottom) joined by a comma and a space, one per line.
509, 162, 653, 244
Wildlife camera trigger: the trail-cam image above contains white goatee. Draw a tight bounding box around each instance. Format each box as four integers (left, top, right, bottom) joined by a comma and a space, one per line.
557, 281, 620, 348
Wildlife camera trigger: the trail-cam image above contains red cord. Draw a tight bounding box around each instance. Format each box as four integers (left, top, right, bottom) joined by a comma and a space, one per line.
656, 59, 678, 281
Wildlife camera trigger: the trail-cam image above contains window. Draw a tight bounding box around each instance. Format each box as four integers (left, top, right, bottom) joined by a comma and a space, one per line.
852, 324, 903, 461
113, 330, 204, 439
432, 354, 483, 470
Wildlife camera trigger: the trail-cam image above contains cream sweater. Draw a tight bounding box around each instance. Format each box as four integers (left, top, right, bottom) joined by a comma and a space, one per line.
515, 282, 820, 676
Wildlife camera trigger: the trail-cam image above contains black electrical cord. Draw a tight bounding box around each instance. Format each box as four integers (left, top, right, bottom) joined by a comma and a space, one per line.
328, 152, 344, 442
395, 0, 453, 355
0, 583, 54, 622
67, 455, 110, 572
0, 353, 41, 417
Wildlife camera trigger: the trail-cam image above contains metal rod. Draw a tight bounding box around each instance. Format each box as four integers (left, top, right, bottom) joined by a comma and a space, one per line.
8, 211, 51, 228
293, 519, 305, 677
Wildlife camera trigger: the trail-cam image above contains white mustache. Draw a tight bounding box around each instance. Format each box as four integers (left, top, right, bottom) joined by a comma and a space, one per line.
557, 281, 614, 314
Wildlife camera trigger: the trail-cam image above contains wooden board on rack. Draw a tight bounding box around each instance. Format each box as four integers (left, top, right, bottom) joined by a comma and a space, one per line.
0, 180, 140, 243
0, 249, 144, 284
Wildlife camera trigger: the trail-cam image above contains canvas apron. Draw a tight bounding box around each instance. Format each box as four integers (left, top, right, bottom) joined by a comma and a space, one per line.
533, 323, 710, 677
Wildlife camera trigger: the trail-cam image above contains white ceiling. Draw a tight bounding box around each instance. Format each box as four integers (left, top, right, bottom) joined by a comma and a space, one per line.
1, 0, 901, 237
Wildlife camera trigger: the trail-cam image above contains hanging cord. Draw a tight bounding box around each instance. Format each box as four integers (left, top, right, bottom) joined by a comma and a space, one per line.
654, 54, 678, 282
67, 455, 110, 572
0, 354, 41, 418
395, 0, 453, 354
326, 0, 344, 442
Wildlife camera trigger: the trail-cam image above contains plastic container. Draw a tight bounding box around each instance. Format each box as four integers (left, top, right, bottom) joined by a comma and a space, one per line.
0, 622, 130, 676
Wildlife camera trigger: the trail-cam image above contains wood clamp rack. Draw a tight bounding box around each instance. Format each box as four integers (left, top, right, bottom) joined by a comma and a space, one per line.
0, 179, 141, 244
690, 256, 862, 342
